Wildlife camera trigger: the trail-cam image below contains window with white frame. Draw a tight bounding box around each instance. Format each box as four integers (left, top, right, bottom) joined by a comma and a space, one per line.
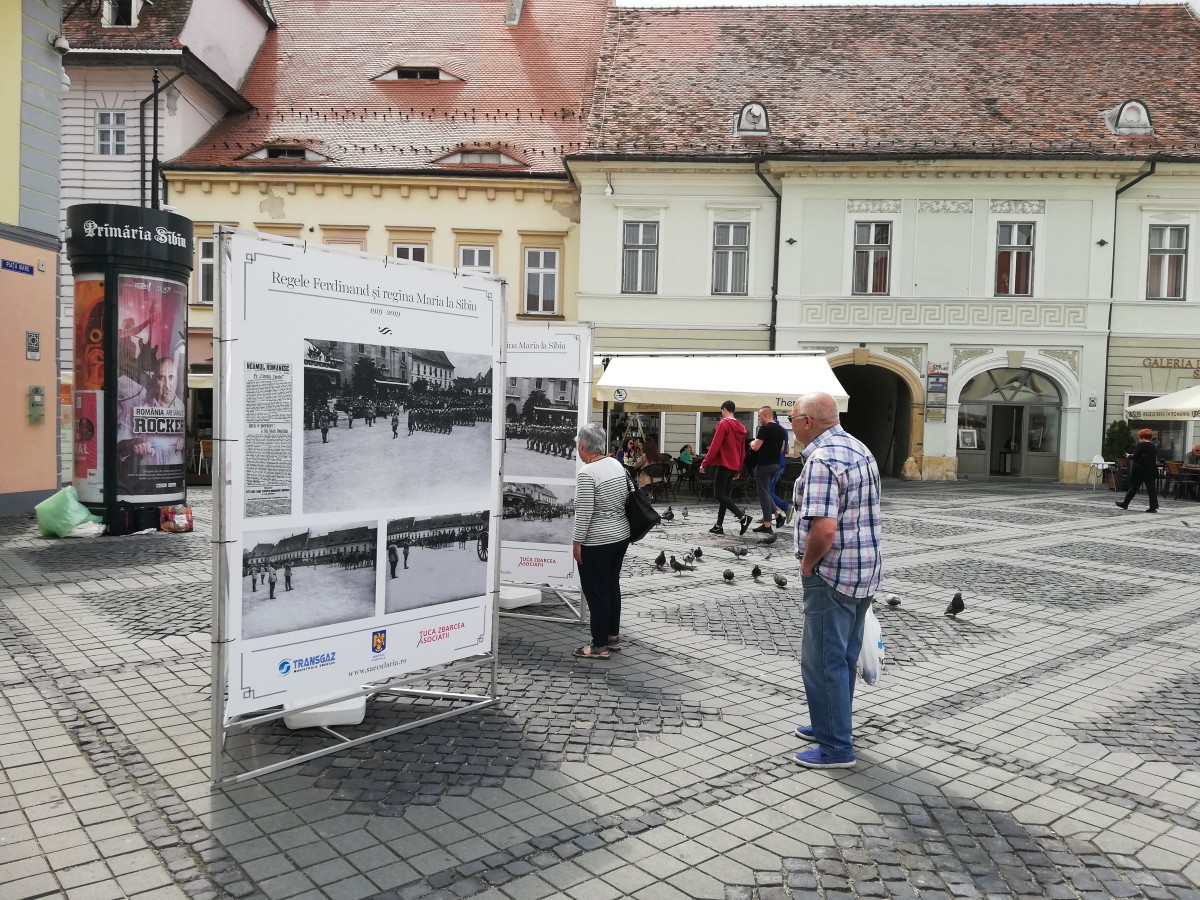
621, 222, 658, 293
197, 238, 214, 304
96, 111, 127, 155
995, 222, 1035, 296
1147, 224, 1187, 300
852, 222, 891, 295
712, 223, 749, 295
524, 248, 558, 314
103, 0, 137, 27
393, 243, 427, 263
459, 245, 492, 273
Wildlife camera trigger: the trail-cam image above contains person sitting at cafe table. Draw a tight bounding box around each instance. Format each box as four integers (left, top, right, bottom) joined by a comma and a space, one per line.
1187, 443, 1200, 467
633, 440, 669, 492
679, 444, 695, 466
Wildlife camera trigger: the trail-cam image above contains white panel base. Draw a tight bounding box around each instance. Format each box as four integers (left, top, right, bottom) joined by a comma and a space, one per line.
499, 585, 542, 610
283, 695, 367, 730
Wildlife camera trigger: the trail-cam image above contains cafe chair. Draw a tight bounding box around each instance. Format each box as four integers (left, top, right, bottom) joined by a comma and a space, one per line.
1083, 455, 1114, 491
639, 462, 674, 502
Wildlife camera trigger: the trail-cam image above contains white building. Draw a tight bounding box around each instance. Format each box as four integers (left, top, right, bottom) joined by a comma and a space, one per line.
572, 2, 1200, 480
58, 0, 274, 474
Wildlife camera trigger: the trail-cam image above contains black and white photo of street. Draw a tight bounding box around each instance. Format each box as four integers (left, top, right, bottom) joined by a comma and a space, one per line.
303, 340, 494, 512
384, 511, 489, 613
503, 375, 579, 479
501, 482, 576, 545
241, 522, 377, 639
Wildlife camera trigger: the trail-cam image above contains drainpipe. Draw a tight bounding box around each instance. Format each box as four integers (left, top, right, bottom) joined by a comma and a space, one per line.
140, 69, 184, 207
1103, 160, 1157, 446
754, 157, 782, 351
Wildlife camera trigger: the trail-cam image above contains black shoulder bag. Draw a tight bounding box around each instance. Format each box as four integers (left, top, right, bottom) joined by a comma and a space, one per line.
624, 471, 660, 543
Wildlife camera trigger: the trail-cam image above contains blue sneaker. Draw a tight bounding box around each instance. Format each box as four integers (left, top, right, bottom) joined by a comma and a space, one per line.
792, 747, 856, 769
794, 725, 817, 743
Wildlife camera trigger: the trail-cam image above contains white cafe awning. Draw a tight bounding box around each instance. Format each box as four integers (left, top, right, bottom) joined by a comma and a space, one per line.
1125, 383, 1200, 420
187, 372, 213, 390
594, 352, 848, 413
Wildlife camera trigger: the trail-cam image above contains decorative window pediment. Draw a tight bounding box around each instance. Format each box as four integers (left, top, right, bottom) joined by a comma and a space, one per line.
1105, 100, 1153, 136
373, 66, 462, 82
434, 147, 526, 167
735, 102, 769, 136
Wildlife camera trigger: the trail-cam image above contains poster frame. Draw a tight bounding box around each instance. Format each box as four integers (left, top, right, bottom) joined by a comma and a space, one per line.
498, 321, 594, 624
208, 227, 505, 787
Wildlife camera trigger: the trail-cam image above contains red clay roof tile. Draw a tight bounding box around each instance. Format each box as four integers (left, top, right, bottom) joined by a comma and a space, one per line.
170, 0, 610, 175
582, 3, 1200, 161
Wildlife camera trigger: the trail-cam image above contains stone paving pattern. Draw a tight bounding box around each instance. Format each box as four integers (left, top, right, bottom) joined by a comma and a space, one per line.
1, 483, 1199, 899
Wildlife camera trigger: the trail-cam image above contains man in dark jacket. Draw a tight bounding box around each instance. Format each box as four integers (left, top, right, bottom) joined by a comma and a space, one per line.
700, 401, 750, 535
1116, 428, 1159, 512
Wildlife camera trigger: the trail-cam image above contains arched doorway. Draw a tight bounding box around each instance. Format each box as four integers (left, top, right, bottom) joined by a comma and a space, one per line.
955, 368, 1062, 479
831, 364, 914, 477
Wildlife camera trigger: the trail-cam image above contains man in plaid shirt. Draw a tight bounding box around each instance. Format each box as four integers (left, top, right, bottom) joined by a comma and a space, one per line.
789, 392, 882, 769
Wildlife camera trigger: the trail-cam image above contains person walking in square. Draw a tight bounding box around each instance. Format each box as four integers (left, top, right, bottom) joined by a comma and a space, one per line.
250, 567, 258, 592
391, 412, 400, 439
790, 392, 882, 769
750, 405, 788, 535
402, 541, 410, 569
267, 564, 278, 600
700, 400, 750, 535
572, 423, 631, 660
388, 542, 399, 578
283, 563, 293, 592
1116, 428, 1160, 512
318, 409, 331, 444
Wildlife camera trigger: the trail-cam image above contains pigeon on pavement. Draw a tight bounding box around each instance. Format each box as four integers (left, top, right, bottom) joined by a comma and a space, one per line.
760, 532, 778, 546
692, 546, 703, 560
654, 549, 666, 569
662, 506, 674, 521
681, 508, 689, 520
945, 591, 965, 621
886, 595, 902, 608
670, 556, 695, 575
751, 564, 762, 580
773, 573, 788, 588
729, 547, 748, 559
723, 569, 735, 582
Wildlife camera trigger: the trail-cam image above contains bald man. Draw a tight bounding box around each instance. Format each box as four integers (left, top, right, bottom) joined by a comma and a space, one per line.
789, 391, 882, 769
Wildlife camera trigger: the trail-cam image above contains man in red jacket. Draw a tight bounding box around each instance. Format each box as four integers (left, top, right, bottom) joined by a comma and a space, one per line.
700, 400, 751, 535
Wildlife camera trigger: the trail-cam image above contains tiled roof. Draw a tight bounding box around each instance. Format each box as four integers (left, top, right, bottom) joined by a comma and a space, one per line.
170, 0, 610, 175
410, 349, 454, 369
63, 0, 193, 51
582, 3, 1200, 161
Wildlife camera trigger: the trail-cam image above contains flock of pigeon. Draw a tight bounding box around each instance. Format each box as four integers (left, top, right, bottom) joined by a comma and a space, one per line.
648, 505, 970, 620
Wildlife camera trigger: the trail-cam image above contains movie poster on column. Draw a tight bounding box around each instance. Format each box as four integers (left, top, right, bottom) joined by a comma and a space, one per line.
500, 324, 591, 588
221, 233, 503, 719
114, 274, 188, 504
72, 276, 106, 504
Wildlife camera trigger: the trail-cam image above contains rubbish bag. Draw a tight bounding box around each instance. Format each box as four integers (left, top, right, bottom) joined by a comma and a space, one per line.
64, 522, 106, 539
857, 606, 885, 686
34, 486, 102, 539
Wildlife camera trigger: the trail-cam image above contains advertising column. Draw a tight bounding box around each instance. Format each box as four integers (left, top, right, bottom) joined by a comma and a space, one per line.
64, 204, 194, 533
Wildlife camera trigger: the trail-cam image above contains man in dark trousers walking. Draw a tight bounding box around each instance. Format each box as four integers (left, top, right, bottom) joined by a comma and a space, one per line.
700, 401, 749, 535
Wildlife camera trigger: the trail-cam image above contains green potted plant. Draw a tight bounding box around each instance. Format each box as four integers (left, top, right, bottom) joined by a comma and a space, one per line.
1102, 419, 1135, 489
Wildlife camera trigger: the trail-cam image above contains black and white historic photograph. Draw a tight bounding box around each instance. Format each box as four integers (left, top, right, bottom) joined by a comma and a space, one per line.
501, 482, 576, 545
503, 375, 579, 479
241, 522, 378, 639
384, 511, 489, 614
302, 340, 494, 512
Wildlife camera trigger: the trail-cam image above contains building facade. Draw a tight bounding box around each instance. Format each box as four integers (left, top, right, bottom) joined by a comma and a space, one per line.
0, 0, 63, 514
572, 2, 1200, 481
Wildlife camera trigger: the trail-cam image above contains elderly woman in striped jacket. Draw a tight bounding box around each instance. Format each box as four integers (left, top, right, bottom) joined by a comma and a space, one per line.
571, 423, 632, 660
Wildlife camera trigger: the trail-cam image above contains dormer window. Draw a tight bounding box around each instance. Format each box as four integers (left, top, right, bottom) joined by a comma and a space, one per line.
736, 102, 769, 137
243, 146, 329, 161
1106, 100, 1153, 136
374, 67, 461, 82
103, 0, 140, 27
436, 149, 525, 167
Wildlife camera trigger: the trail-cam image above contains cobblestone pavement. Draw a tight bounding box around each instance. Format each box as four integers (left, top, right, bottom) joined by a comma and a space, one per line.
2, 483, 1200, 900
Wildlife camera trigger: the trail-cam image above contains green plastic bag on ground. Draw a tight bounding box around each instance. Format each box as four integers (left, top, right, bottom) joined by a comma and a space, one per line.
34, 486, 102, 538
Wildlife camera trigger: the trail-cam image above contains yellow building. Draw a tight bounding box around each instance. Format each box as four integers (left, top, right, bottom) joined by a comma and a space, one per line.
163, 0, 607, 457
1, 0, 62, 513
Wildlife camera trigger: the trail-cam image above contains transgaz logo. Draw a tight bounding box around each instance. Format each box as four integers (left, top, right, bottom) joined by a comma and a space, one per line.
277, 651, 336, 676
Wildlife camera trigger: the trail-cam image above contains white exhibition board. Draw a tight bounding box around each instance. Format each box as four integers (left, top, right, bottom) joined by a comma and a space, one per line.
219, 233, 504, 719
499, 324, 592, 588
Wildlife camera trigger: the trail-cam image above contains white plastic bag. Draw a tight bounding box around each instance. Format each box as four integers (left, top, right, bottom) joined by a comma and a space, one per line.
858, 606, 884, 686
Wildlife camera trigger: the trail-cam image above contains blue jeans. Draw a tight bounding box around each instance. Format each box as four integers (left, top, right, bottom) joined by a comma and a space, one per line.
769, 463, 789, 513
800, 573, 872, 758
